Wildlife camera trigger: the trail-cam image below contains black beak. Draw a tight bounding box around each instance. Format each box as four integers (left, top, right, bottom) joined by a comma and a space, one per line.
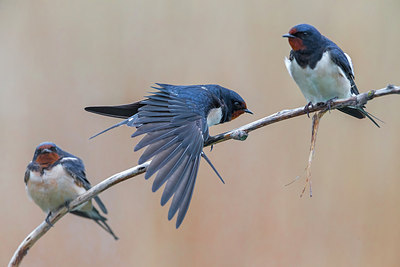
41, 148, 52, 154
282, 33, 295, 38
244, 109, 253, 115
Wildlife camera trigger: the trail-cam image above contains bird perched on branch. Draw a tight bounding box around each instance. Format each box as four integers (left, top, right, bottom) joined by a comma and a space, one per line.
283, 23, 379, 127
85, 83, 252, 228
25, 142, 118, 240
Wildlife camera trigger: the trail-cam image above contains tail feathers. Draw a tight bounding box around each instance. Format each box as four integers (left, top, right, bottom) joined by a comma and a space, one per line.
71, 209, 119, 240
93, 196, 108, 214
337, 106, 365, 119
89, 119, 131, 139
92, 219, 119, 240
362, 110, 383, 128
338, 106, 380, 128
86, 102, 142, 139
84, 101, 144, 119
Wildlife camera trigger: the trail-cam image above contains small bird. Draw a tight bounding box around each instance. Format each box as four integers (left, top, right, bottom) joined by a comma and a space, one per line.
25, 142, 118, 240
85, 83, 252, 228
283, 23, 379, 127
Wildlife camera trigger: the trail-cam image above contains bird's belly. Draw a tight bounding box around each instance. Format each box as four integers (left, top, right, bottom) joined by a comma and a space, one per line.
289, 55, 352, 104
26, 165, 86, 213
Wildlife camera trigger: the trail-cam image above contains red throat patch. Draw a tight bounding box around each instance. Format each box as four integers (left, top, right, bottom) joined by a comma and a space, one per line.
287, 27, 306, 51
231, 110, 245, 120
288, 37, 305, 51
36, 152, 60, 168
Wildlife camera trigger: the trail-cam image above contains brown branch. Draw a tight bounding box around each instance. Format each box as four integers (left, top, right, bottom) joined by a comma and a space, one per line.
205, 84, 399, 146
9, 162, 149, 267
9, 84, 399, 267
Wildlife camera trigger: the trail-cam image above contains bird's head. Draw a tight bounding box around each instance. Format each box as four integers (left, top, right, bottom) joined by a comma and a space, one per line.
33, 142, 61, 169
219, 87, 253, 123
283, 24, 322, 52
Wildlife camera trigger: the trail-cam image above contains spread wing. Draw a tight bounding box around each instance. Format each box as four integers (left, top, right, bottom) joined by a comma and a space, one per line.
61, 157, 108, 214
132, 87, 207, 228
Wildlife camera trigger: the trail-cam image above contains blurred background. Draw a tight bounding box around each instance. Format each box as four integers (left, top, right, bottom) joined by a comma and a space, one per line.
1, 0, 399, 266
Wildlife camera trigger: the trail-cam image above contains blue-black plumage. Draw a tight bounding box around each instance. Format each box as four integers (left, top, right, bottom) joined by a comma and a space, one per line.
283, 24, 379, 127
25, 142, 118, 240
85, 83, 252, 228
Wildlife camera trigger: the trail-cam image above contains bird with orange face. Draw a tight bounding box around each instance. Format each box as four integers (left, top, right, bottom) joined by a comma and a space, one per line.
85, 83, 252, 228
283, 24, 379, 126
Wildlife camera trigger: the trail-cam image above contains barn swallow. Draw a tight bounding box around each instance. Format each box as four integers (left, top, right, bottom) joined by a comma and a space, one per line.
25, 142, 118, 240
85, 83, 252, 228
283, 24, 379, 127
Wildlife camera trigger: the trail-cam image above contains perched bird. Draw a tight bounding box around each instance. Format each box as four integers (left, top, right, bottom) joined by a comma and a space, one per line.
25, 142, 118, 240
85, 83, 252, 228
283, 23, 379, 127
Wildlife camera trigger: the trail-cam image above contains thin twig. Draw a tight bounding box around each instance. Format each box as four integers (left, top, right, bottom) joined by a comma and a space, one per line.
300, 110, 326, 198
9, 85, 399, 267
9, 162, 149, 267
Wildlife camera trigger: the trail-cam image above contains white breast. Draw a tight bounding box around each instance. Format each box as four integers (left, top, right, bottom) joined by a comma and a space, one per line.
207, 107, 223, 126
285, 52, 353, 104
26, 164, 87, 213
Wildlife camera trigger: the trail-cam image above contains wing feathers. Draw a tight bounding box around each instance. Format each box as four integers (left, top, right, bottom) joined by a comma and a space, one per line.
131, 88, 209, 227
169, 139, 202, 224
88, 86, 223, 227
152, 149, 188, 192
176, 156, 200, 228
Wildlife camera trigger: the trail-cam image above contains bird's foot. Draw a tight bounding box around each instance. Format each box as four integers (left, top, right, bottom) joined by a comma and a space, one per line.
63, 200, 72, 212
45, 212, 54, 227
324, 97, 338, 113
304, 102, 313, 118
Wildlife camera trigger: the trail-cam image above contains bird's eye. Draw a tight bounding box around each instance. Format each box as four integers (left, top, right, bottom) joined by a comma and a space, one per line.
297, 32, 308, 38
233, 101, 241, 107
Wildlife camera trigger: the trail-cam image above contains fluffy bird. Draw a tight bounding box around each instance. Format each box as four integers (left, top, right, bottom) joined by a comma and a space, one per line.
85, 83, 252, 228
25, 142, 118, 240
283, 23, 379, 127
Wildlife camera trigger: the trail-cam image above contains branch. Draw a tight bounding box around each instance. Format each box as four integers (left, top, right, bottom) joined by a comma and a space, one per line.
9, 85, 399, 266
9, 162, 149, 267
205, 84, 399, 146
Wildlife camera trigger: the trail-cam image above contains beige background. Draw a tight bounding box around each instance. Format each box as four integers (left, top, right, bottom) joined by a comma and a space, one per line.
1, 0, 400, 266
